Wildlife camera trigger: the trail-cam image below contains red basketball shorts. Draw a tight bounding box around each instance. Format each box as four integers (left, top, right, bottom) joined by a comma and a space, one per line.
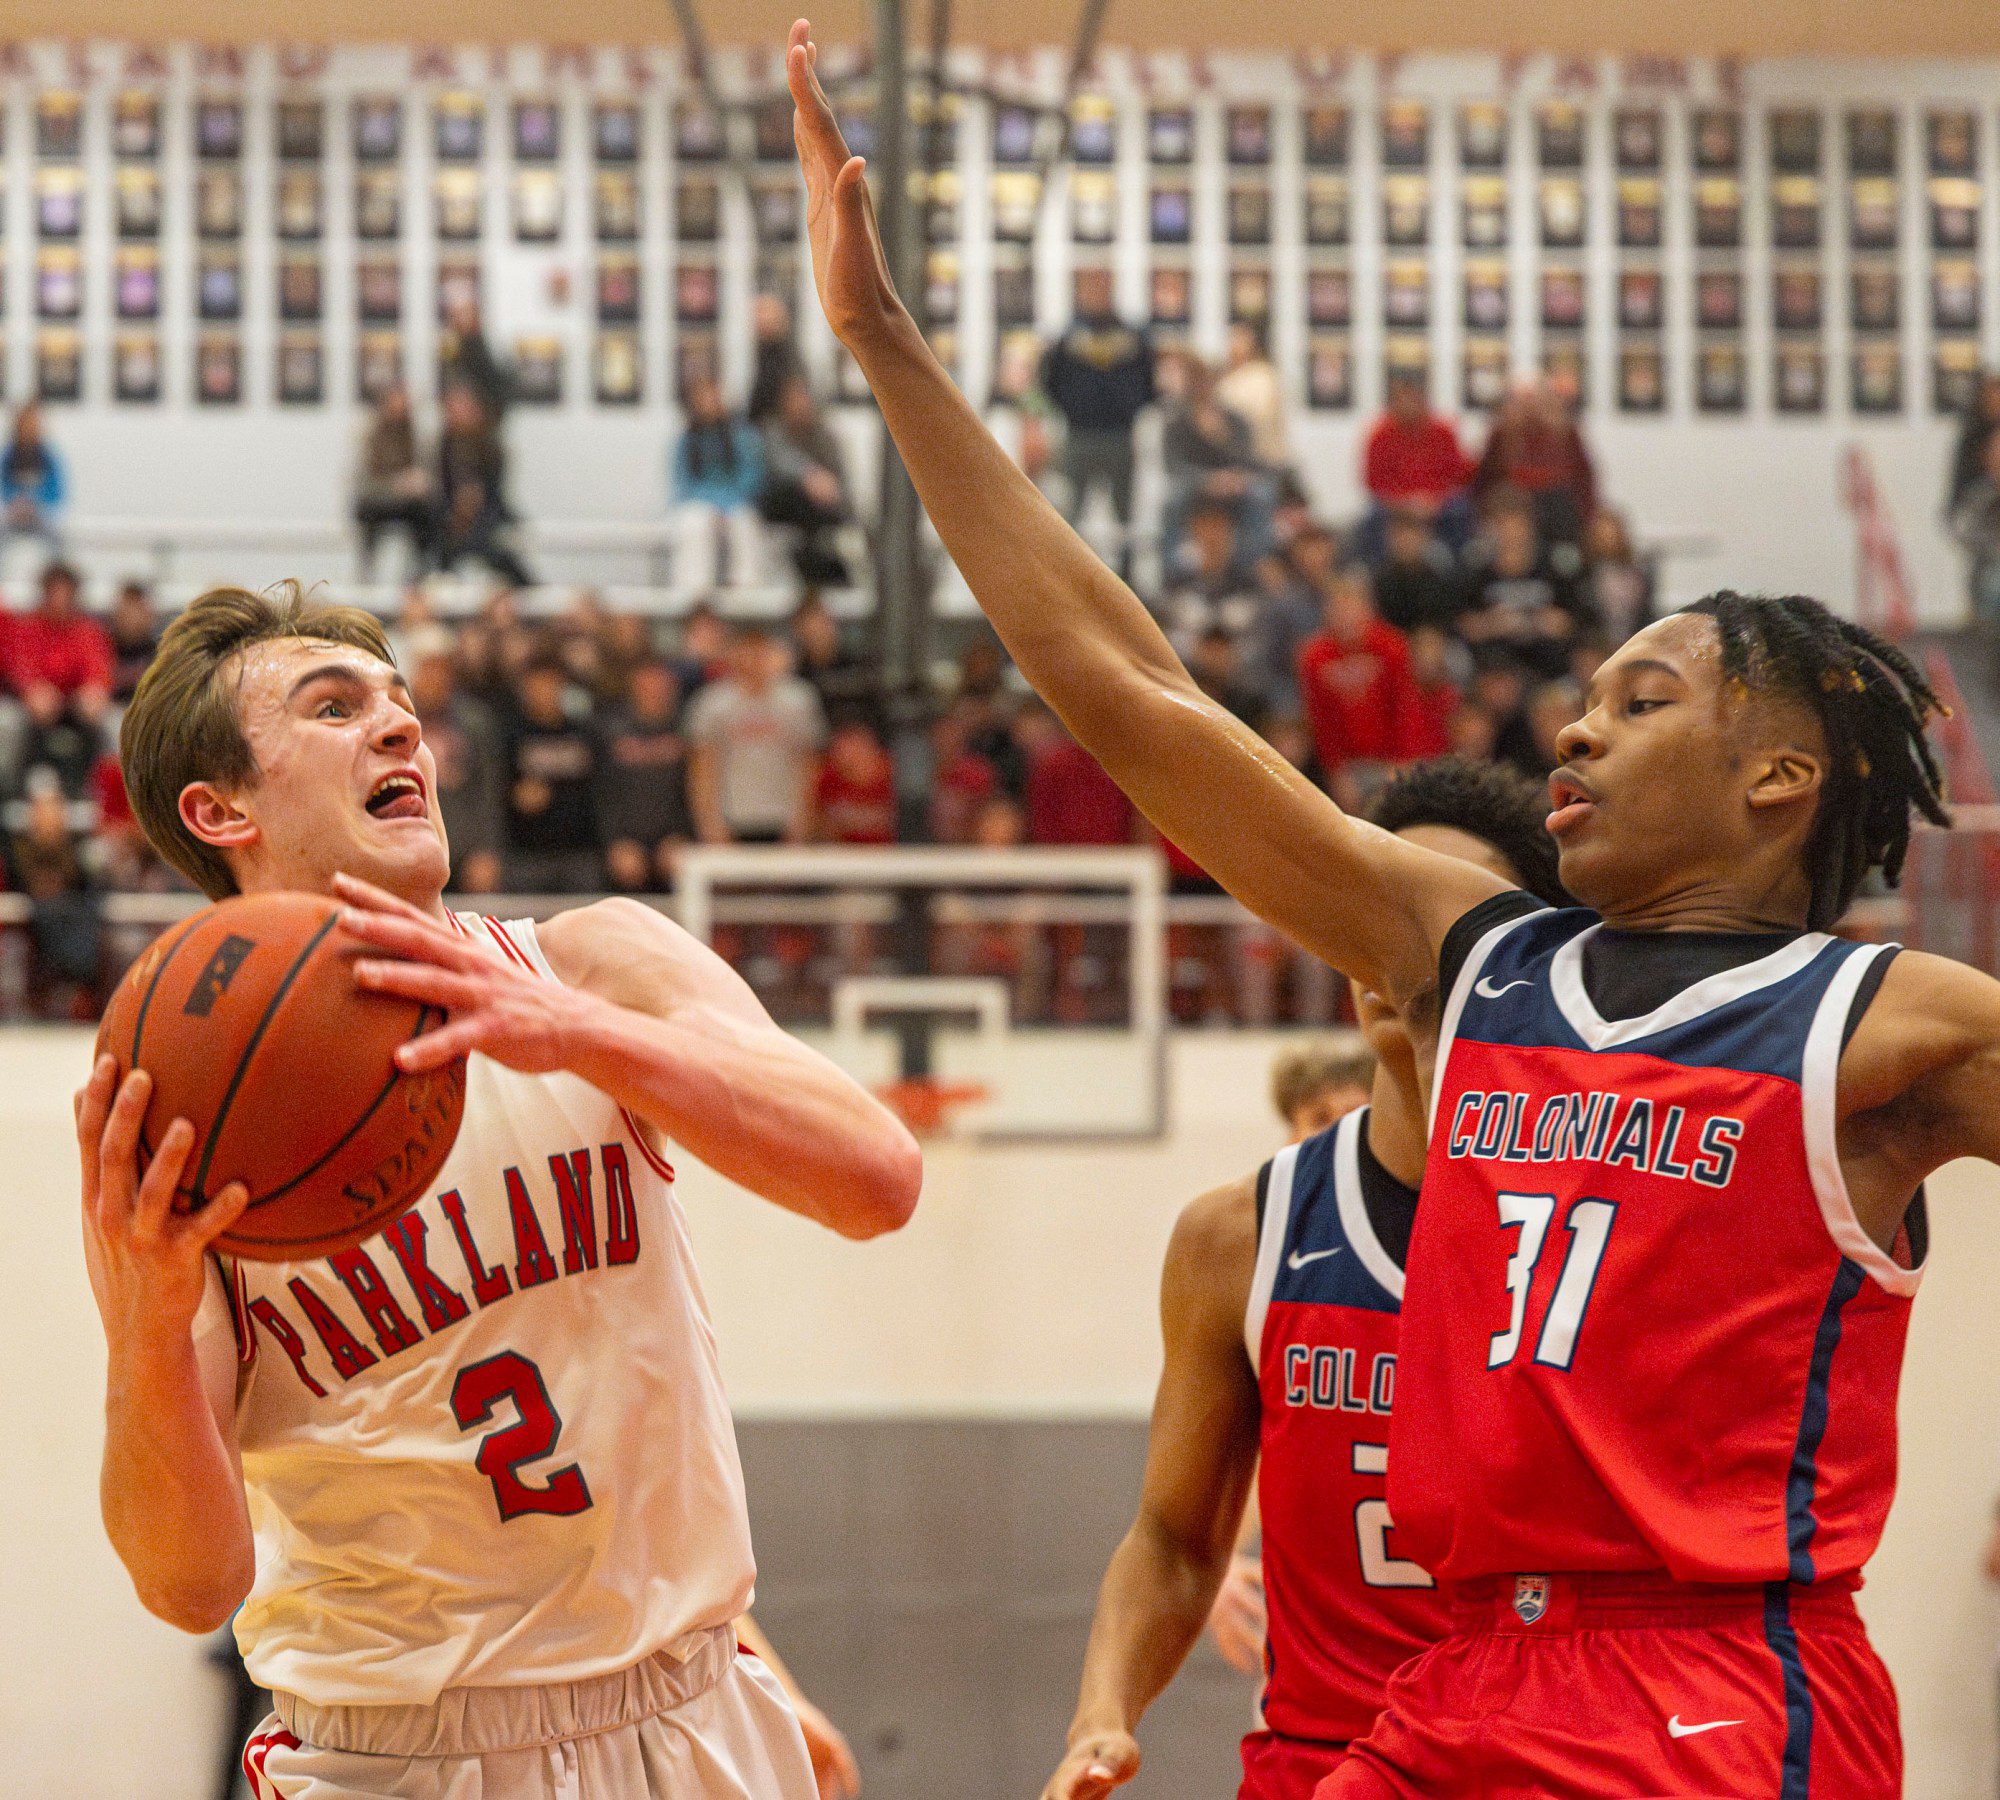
1240, 1726, 1349, 1800
1313, 1572, 1900, 1800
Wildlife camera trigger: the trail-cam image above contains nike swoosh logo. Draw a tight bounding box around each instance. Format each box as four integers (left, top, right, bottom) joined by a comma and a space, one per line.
1666, 1716, 1744, 1739
1474, 976, 1531, 999
1287, 1247, 1342, 1271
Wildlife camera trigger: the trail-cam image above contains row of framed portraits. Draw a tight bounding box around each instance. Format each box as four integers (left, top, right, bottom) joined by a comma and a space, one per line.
34, 90, 648, 167
7, 326, 656, 407
1286, 332, 1968, 417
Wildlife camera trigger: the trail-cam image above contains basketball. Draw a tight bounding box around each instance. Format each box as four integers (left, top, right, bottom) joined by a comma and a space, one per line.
93, 890, 466, 1262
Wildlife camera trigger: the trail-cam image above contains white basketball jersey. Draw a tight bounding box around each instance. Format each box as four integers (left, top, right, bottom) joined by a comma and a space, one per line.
192, 913, 755, 1708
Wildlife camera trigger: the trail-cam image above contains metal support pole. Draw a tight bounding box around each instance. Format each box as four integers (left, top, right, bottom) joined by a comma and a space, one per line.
871, 0, 927, 714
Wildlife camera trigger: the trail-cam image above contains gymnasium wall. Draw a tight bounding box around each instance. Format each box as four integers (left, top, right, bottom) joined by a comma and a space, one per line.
3, 41, 1994, 623
7, 1028, 2000, 1799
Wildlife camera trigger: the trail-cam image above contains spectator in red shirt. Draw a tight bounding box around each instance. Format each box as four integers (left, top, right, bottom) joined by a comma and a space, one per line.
1295, 566, 1423, 806
812, 718, 898, 844
1405, 623, 1464, 758
1020, 702, 1134, 845
927, 709, 1000, 844
1361, 374, 1473, 561
8, 562, 112, 717
1472, 379, 1598, 546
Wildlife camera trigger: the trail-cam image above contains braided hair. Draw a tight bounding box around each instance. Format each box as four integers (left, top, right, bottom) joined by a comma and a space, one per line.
1366, 755, 1571, 909
1684, 592, 1949, 930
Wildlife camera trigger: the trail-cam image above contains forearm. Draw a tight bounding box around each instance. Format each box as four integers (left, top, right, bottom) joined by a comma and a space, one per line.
566, 995, 920, 1236
101, 1333, 252, 1631
1069, 1515, 1232, 1742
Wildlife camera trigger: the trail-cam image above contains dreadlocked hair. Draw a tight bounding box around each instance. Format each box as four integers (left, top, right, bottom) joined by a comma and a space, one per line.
1366, 755, 1572, 910
1685, 591, 1950, 930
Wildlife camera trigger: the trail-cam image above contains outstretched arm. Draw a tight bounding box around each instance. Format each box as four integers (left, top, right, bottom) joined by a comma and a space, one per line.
340, 877, 922, 1240
1041, 1181, 1263, 1800
786, 22, 1505, 1004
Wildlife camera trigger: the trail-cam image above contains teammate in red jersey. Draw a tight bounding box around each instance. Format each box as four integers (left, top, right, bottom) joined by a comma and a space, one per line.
1040, 761, 1569, 1800
791, 23, 2000, 1792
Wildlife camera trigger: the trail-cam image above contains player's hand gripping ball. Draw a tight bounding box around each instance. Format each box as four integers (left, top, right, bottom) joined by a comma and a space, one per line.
94, 890, 467, 1261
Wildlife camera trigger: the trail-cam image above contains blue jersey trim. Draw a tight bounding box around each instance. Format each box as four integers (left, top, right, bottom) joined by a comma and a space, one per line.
1268, 1120, 1402, 1316
1786, 1257, 1867, 1583
1763, 1581, 1815, 1800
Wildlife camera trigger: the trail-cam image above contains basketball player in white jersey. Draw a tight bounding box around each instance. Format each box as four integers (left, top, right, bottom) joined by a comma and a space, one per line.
79, 584, 923, 1799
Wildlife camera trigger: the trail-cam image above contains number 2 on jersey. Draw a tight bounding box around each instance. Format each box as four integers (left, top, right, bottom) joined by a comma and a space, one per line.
1488, 1193, 1618, 1371
450, 1350, 594, 1523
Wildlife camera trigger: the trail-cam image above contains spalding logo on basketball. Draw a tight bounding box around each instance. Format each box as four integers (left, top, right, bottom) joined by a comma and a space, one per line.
94, 891, 468, 1262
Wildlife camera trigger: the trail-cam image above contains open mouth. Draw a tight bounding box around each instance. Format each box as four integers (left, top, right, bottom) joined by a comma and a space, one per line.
1546, 768, 1598, 837
365, 772, 428, 822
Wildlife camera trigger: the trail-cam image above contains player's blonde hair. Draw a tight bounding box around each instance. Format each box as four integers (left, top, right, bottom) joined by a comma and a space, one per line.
121, 581, 395, 900
1269, 1041, 1375, 1128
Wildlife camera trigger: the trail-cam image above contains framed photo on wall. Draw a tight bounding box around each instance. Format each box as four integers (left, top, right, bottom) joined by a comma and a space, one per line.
1933, 339, 1980, 414
1381, 101, 1429, 169
1617, 178, 1662, 248
597, 253, 640, 322
277, 169, 323, 241
1306, 336, 1352, 409
1927, 110, 1976, 176
1384, 258, 1430, 329
116, 167, 161, 239
114, 91, 161, 160
1539, 265, 1585, 330
1617, 342, 1665, 413
676, 261, 720, 323
276, 99, 324, 162
1928, 178, 1979, 251
197, 169, 243, 240
435, 170, 483, 241
1851, 342, 1903, 414
357, 256, 401, 323
1229, 266, 1272, 323
1697, 268, 1744, 330
36, 248, 82, 320
512, 170, 563, 243
1382, 175, 1429, 246
1147, 107, 1193, 165
514, 100, 561, 163
1458, 101, 1508, 171
114, 331, 161, 403
197, 250, 242, 321
36, 93, 82, 160
594, 103, 640, 163
1694, 177, 1742, 249
1618, 267, 1663, 331
1774, 342, 1825, 414
1150, 182, 1192, 245
1304, 176, 1350, 247
1773, 265, 1822, 332
1462, 258, 1507, 331
927, 249, 960, 323
1537, 102, 1586, 169
1539, 176, 1585, 248
1070, 94, 1118, 166
279, 254, 323, 321
992, 171, 1041, 243
353, 97, 402, 162
35, 168, 83, 239
434, 93, 484, 162
1149, 263, 1191, 326
1770, 177, 1821, 250
993, 255, 1035, 328
1462, 175, 1506, 249
675, 177, 721, 243
1307, 264, 1352, 329
1615, 107, 1662, 172
357, 330, 403, 403
115, 247, 160, 320
993, 102, 1040, 167
595, 331, 642, 405
1696, 342, 1747, 413
436, 257, 480, 323
754, 176, 802, 246
1302, 104, 1349, 169
196, 99, 243, 160
1228, 183, 1272, 246
1768, 109, 1821, 174
196, 332, 242, 405
356, 172, 402, 240
1849, 262, 1899, 332
1071, 171, 1117, 244
513, 336, 563, 404
1846, 108, 1897, 176
1931, 258, 1980, 333
595, 170, 639, 242
1462, 339, 1508, 411
1847, 177, 1899, 250
1226, 105, 1272, 166
1543, 339, 1587, 409
36, 329, 83, 403
277, 332, 323, 405
1692, 109, 1742, 172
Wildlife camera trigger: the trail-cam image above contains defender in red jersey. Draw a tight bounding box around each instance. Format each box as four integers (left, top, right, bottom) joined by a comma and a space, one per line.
794, 37, 2000, 1791
1039, 764, 1565, 1800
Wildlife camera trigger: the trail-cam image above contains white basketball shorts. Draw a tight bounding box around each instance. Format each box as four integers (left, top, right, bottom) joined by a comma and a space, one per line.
239, 1628, 817, 1800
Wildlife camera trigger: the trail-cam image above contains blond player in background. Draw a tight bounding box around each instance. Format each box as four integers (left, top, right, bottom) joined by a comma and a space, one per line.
81, 586, 921, 1798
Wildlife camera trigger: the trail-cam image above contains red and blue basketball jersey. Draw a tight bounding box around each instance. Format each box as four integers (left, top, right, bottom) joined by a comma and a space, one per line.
1246, 1109, 1455, 1750
1390, 905, 1923, 1589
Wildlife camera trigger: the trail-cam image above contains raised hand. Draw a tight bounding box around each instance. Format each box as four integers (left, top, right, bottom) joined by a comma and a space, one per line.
335, 871, 593, 1077
1041, 1730, 1142, 1800
77, 1056, 249, 1350
788, 18, 905, 347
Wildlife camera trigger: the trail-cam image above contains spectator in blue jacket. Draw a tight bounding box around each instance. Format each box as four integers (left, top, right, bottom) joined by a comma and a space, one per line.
673, 376, 767, 589
1, 404, 66, 562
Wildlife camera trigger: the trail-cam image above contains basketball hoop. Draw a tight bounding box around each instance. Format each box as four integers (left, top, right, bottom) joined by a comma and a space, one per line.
877, 1076, 990, 1137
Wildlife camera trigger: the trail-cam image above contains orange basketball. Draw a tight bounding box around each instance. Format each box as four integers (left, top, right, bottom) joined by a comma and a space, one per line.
94, 891, 467, 1262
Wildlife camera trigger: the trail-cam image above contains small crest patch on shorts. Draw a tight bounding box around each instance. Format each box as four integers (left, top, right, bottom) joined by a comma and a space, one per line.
1513, 1575, 1550, 1623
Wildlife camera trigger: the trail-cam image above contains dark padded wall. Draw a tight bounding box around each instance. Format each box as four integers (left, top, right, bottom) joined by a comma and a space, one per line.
739, 1419, 1256, 1799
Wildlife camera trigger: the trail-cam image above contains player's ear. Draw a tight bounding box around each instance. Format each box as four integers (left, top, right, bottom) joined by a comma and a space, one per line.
179, 780, 259, 851
1744, 745, 1823, 813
